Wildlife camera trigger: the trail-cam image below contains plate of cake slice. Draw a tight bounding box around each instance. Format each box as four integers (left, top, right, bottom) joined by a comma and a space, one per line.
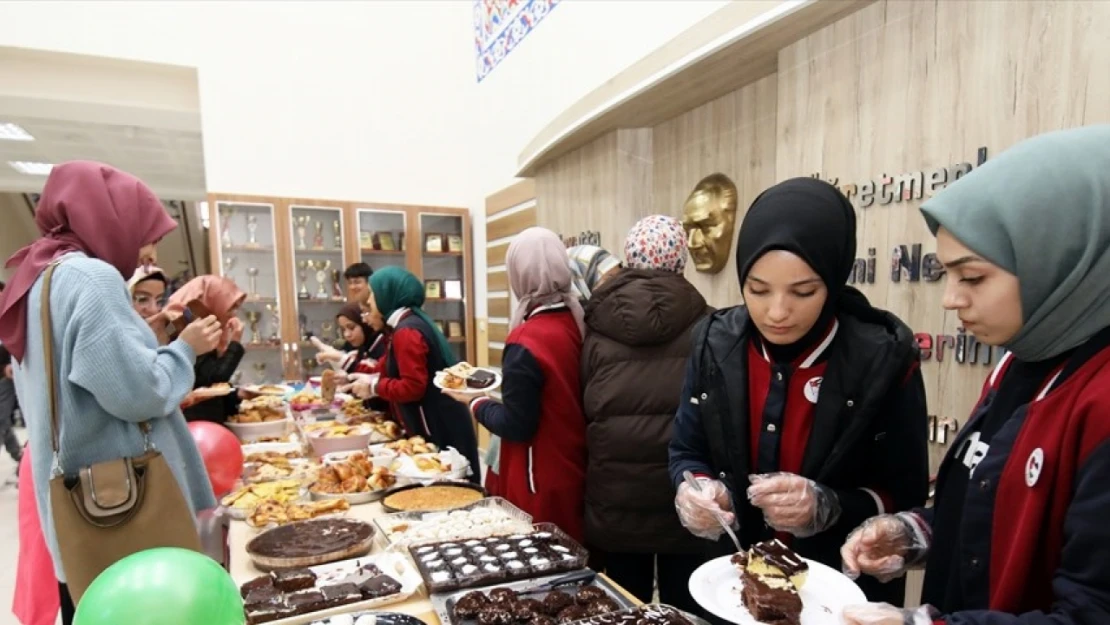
688, 539, 864, 625
434, 362, 502, 394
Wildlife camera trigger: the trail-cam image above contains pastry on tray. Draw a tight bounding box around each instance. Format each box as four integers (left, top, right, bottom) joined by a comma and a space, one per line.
732, 538, 807, 625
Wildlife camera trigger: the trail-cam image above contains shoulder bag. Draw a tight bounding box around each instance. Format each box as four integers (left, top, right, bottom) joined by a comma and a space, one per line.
41, 263, 202, 604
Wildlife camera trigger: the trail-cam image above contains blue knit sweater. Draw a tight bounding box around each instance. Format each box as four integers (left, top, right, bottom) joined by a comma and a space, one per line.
13, 253, 217, 581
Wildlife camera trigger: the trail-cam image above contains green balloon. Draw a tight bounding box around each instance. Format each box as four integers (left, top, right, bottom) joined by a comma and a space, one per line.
74, 548, 245, 625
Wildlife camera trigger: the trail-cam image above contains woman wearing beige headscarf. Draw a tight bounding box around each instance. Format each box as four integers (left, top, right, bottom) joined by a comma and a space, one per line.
445, 227, 588, 541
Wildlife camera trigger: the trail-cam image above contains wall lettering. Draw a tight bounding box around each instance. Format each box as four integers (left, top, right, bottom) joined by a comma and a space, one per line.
559, 230, 601, 248
813, 147, 990, 210
915, 331, 1004, 366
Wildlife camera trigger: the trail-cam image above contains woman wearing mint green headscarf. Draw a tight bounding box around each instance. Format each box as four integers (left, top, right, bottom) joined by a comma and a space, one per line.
841, 125, 1110, 625
344, 266, 480, 482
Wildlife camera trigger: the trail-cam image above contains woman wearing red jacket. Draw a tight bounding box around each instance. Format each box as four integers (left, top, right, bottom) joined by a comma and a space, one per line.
445, 227, 588, 542
841, 125, 1110, 625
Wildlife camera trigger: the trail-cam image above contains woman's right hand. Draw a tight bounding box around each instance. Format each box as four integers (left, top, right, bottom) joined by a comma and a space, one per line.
840, 513, 929, 582
179, 315, 222, 355
316, 349, 343, 365
674, 479, 736, 540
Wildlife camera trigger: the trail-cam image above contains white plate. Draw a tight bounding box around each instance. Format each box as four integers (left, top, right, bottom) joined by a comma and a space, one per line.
432, 368, 502, 394
226, 417, 293, 442
243, 383, 294, 396
688, 555, 865, 625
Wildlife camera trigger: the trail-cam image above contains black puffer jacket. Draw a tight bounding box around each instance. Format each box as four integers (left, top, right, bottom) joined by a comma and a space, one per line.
580, 269, 710, 554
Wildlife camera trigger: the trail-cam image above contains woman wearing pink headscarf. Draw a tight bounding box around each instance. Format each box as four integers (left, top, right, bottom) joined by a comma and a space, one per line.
444, 227, 589, 541
167, 275, 248, 422
0, 161, 221, 622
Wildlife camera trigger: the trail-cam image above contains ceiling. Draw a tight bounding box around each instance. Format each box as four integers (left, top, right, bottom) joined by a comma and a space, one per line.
0, 46, 209, 276
0, 115, 206, 198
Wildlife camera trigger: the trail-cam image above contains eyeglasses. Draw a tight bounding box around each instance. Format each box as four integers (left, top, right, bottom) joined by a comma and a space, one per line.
132, 293, 166, 308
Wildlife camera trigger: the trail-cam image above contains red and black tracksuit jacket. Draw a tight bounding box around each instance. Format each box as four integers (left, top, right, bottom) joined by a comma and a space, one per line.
669, 304, 929, 605
471, 305, 587, 543
919, 326, 1110, 625
374, 311, 480, 480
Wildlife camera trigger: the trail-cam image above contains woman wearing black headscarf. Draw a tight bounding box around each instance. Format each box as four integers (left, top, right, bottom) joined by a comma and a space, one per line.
668, 177, 929, 604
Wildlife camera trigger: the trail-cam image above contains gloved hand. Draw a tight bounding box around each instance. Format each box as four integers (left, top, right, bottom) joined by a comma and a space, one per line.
746, 473, 841, 537
675, 479, 737, 541
840, 512, 930, 583
843, 603, 936, 625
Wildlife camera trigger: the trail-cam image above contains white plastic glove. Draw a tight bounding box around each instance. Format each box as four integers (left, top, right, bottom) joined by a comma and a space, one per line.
339, 373, 379, 399
674, 479, 737, 541
747, 472, 841, 537
843, 603, 936, 625
841, 512, 931, 583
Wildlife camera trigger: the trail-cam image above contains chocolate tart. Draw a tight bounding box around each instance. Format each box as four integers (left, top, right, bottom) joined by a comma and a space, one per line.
246, 518, 376, 571
380, 481, 487, 513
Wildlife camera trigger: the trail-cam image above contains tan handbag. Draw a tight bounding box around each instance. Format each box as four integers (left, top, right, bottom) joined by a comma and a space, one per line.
40, 263, 202, 604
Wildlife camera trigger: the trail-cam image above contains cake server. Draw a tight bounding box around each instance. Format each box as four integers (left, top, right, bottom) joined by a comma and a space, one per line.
683, 471, 743, 552
512, 569, 597, 594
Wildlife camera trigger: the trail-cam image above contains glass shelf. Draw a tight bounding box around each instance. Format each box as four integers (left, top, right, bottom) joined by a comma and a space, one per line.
420, 213, 468, 361
289, 204, 348, 380
213, 201, 284, 384
357, 208, 408, 273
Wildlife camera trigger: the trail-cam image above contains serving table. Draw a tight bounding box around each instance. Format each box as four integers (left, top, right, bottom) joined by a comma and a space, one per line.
227, 500, 638, 624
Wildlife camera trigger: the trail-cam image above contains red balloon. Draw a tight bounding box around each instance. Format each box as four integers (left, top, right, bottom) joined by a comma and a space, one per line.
186, 422, 243, 497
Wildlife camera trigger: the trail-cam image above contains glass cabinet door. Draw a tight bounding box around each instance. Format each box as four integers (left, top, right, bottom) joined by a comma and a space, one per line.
356, 208, 408, 273
288, 204, 348, 380
419, 212, 469, 362
212, 201, 284, 385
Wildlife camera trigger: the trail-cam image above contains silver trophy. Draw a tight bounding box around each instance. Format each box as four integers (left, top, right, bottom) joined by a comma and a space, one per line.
265, 303, 281, 344
246, 267, 259, 299
246, 310, 262, 345
219, 206, 234, 248
297, 260, 310, 299
222, 255, 237, 276
295, 216, 310, 250
252, 362, 267, 384
246, 214, 259, 246
314, 260, 332, 299
331, 269, 344, 300
313, 221, 325, 250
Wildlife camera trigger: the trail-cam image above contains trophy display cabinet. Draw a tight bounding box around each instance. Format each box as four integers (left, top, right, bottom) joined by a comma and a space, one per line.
206, 194, 474, 383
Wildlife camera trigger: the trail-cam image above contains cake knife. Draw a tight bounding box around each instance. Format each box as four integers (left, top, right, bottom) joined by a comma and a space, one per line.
683, 471, 743, 553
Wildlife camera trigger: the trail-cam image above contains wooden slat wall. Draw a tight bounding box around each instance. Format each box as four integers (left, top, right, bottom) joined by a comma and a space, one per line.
529, 0, 1110, 606
483, 178, 537, 374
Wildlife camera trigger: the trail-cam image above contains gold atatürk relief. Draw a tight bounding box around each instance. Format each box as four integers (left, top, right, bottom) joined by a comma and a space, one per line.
682, 173, 738, 274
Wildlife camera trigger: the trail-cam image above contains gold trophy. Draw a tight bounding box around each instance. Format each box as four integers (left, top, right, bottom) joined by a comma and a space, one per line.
297, 260, 311, 299
246, 310, 262, 345
295, 215, 310, 250
332, 219, 342, 249
313, 220, 325, 249
265, 303, 281, 344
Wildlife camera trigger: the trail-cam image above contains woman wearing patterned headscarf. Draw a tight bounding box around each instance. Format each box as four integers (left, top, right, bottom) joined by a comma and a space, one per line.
580, 215, 711, 611
567, 245, 621, 303
842, 126, 1110, 625
445, 227, 588, 541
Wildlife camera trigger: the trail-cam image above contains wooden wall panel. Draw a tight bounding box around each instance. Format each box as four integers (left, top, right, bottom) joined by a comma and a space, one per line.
486, 241, 511, 267
776, 0, 1110, 476
488, 297, 511, 319
534, 129, 653, 256
488, 322, 510, 345
486, 179, 536, 217
486, 206, 537, 242
488, 347, 503, 367
652, 75, 779, 308
487, 270, 508, 292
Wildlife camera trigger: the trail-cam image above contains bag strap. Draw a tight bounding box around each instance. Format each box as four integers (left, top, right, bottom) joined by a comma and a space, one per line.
40, 263, 61, 454
39, 262, 154, 471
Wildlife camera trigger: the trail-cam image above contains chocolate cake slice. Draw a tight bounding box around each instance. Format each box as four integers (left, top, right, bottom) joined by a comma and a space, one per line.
748, 538, 809, 588
320, 582, 363, 608
739, 570, 802, 625
735, 539, 806, 625
272, 568, 317, 592
467, 369, 498, 389
359, 574, 403, 599
286, 589, 328, 615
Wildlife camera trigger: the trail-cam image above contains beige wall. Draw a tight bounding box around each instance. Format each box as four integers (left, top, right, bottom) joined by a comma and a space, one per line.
0, 193, 38, 280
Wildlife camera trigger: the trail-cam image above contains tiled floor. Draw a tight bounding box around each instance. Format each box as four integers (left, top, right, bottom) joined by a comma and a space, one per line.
0, 428, 27, 625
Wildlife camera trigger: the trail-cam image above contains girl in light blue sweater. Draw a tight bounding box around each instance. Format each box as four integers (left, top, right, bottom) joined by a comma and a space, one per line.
0, 161, 223, 622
